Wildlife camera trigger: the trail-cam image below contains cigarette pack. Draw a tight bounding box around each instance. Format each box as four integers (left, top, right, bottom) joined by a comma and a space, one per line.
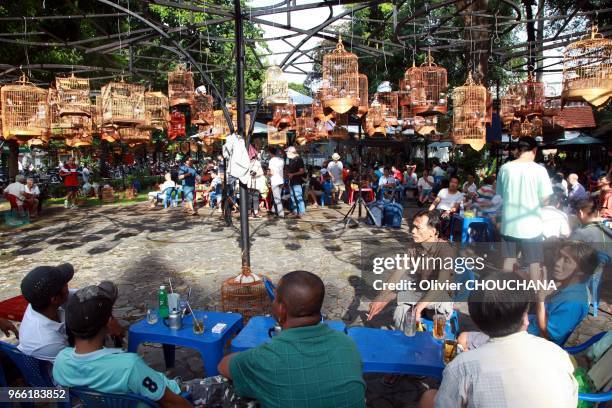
211, 323, 227, 334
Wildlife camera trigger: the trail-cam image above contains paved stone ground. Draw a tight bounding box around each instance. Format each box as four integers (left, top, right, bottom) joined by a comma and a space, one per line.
0, 199, 610, 407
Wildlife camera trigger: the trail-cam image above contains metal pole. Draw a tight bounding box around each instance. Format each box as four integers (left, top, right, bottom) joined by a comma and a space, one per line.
235, 0, 250, 268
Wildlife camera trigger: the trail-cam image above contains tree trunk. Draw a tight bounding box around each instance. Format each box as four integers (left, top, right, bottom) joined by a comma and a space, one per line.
524, 0, 536, 73
8, 140, 18, 182
536, 0, 545, 81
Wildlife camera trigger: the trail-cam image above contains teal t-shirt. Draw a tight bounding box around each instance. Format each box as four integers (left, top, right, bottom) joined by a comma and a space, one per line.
230, 323, 365, 408
52, 347, 181, 401
496, 160, 553, 239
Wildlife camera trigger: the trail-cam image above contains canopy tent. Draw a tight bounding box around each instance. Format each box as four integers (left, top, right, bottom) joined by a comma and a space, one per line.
556, 134, 603, 145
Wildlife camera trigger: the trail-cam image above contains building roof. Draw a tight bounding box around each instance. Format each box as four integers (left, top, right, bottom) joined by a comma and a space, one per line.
555, 105, 596, 129
288, 89, 313, 105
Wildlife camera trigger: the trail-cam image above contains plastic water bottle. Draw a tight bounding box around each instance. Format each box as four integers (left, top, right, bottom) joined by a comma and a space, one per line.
459, 202, 465, 217
158, 285, 169, 319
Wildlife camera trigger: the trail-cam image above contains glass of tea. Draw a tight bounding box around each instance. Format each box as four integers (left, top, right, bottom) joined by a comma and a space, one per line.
192, 317, 204, 335
433, 314, 446, 340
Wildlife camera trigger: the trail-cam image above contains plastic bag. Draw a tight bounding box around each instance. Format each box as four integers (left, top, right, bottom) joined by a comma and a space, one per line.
184, 376, 258, 408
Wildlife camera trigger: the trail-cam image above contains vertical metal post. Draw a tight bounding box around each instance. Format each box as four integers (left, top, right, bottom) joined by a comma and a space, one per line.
235, 0, 250, 268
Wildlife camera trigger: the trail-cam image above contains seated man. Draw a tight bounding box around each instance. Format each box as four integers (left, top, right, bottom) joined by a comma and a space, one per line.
420, 272, 578, 408
3, 175, 27, 216
307, 172, 324, 208
53, 282, 191, 408
429, 176, 464, 218
218, 271, 365, 408
24, 177, 40, 218
417, 169, 435, 207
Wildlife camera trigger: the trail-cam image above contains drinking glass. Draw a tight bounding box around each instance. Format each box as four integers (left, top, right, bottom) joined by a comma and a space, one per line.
192, 317, 204, 335
403, 309, 416, 337
433, 314, 446, 340
146, 308, 158, 325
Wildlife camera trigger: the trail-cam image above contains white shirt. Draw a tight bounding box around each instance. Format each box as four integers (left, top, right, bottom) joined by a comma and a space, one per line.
269, 156, 285, 187
477, 195, 503, 215
418, 176, 434, 191
463, 182, 478, 195
435, 331, 578, 408
378, 175, 396, 189
3, 182, 26, 201
25, 185, 40, 196
432, 166, 446, 177
436, 188, 464, 211
327, 161, 343, 185
541, 206, 571, 239
18, 304, 68, 362
159, 180, 176, 192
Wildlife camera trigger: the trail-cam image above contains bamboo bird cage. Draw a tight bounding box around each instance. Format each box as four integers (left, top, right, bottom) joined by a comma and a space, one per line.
500, 86, 521, 127
322, 38, 359, 114
329, 113, 350, 140
119, 127, 151, 146
65, 131, 93, 148
271, 102, 296, 130
376, 92, 399, 127
168, 110, 186, 140
296, 108, 317, 141
192, 93, 214, 126
452, 72, 487, 151
1, 75, 49, 140
100, 80, 145, 127
221, 266, 271, 321
55, 74, 91, 117
262, 66, 290, 105
401, 51, 448, 115
357, 74, 369, 118
267, 123, 287, 145
168, 64, 195, 107
563, 26, 612, 108
143, 91, 169, 130
516, 74, 545, 116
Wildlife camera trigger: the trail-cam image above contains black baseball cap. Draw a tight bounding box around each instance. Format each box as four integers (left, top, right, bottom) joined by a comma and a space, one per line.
21, 264, 75, 309
65, 281, 118, 339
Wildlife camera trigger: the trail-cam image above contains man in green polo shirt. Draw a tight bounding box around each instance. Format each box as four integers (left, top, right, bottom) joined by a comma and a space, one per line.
218, 271, 365, 408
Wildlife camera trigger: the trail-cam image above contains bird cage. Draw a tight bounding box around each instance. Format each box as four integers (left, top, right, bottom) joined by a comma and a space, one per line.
357, 74, 369, 117
500, 86, 521, 127
267, 123, 287, 145
296, 108, 315, 140
376, 92, 399, 127
27, 133, 50, 147
416, 116, 438, 137
312, 91, 328, 123
143, 91, 168, 130
271, 103, 296, 130
368, 95, 386, 127
100, 127, 119, 143
1, 74, 49, 140
401, 51, 448, 115
119, 127, 151, 146
516, 74, 545, 116
100, 80, 145, 126
66, 131, 93, 148
531, 116, 543, 136
452, 72, 487, 151
55, 74, 91, 117
399, 62, 419, 107
168, 110, 186, 140
192, 93, 214, 126
563, 26, 612, 108
543, 97, 562, 117
168, 64, 195, 107
322, 38, 359, 114
486, 90, 493, 124
212, 109, 227, 138
262, 66, 289, 105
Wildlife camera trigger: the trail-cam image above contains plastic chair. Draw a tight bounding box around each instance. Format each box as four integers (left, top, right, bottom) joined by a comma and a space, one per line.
264, 278, 276, 301
70, 387, 159, 408
450, 216, 494, 244
161, 187, 175, 209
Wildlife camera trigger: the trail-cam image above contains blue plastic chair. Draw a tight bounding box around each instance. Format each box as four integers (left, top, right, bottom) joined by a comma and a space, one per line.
450, 216, 494, 245
321, 182, 333, 206
264, 278, 276, 301
161, 187, 175, 209
70, 387, 159, 407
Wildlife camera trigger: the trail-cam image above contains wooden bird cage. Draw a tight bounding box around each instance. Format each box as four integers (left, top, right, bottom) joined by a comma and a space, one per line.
262, 66, 289, 105
516, 74, 545, 116
312, 91, 328, 123
357, 74, 369, 118
452, 72, 487, 151
485, 90, 493, 124
27, 134, 50, 147
168, 64, 195, 107
267, 123, 287, 145
119, 127, 151, 146
368, 95, 386, 128
168, 110, 186, 140
401, 51, 448, 115
100, 80, 145, 127
100, 127, 119, 143
322, 38, 359, 114
376, 92, 399, 127
543, 97, 562, 117
1, 75, 49, 140
271, 103, 296, 130
500, 86, 521, 127
143, 91, 168, 130
221, 267, 271, 321
296, 108, 316, 140
55, 74, 91, 117
192, 93, 214, 126
563, 26, 612, 108
212, 109, 227, 138
65, 131, 93, 148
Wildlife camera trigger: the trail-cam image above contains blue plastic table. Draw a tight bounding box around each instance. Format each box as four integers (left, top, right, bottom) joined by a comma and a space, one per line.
348, 327, 444, 379
230, 316, 346, 352
128, 311, 243, 376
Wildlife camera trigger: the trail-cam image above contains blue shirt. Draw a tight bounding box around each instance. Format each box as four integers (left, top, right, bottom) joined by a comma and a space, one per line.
179, 165, 197, 187
527, 283, 589, 345
53, 348, 181, 401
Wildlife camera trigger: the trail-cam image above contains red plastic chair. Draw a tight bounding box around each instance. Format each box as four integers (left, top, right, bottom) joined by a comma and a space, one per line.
349, 188, 375, 203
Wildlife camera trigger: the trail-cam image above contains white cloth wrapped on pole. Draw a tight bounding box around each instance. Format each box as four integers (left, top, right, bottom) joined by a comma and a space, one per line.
222, 133, 251, 185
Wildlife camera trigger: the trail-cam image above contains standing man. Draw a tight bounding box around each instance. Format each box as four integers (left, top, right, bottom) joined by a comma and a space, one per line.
268, 147, 285, 218
60, 157, 79, 209
496, 136, 552, 338
178, 157, 198, 216
567, 173, 587, 212
285, 146, 306, 218
327, 153, 344, 205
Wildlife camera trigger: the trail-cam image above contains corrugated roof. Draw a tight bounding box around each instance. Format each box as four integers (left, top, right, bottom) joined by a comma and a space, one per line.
555, 105, 596, 129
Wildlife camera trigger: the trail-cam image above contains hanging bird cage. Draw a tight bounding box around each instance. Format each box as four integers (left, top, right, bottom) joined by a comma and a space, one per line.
262, 66, 289, 105
312, 91, 328, 123
119, 127, 151, 146
192, 93, 214, 126
100, 127, 119, 143
376, 92, 399, 127
212, 109, 227, 138
500, 86, 521, 127
357, 74, 369, 118
100, 80, 145, 127
543, 96, 562, 117
1, 74, 49, 140
168, 110, 186, 140
55, 74, 91, 117
368, 95, 386, 128
415, 116, 437, 136
329, 113, 350, 140
267, 123, 287, 145
399, 62, 419, 107
401, 51, 448, 115
66, 131, 93, 148
452, 72, 487, 151
531, 116, 543, 136
168, 64, 195, 107
562, 26, 612, 108
271, 102, 296, 130
26, 133, 50, 147
516, 74, 545, 116
321, 38, 359, 114
296, 108, 316, 140
485, 91, 493, 124
143, 91, 169, 130
221, 267, 271, 321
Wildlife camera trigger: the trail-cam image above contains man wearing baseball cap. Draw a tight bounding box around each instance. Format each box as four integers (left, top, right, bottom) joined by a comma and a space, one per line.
18, 263, 75, 362
53, 283, 191, 407
285, 146, 306, 218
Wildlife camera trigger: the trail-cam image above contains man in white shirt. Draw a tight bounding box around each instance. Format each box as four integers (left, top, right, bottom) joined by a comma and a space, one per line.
541, 192, 571, 239
3, 175, 27, 215
268, 146, 285, 218
24, 177, 41, 218
429, 176, 464, 216
327, 153, 344, 204
417, 169, 434, 206
419, 273, 578, 408
462, 174, 478, 198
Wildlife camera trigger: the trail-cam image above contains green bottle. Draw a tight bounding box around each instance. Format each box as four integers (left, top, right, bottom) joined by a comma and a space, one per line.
159, 285, 169, 319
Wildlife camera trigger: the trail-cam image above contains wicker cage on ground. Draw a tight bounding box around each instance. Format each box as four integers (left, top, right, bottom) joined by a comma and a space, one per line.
221, 266, 271, 321
262, 66, 290, 105
100, 80, 145, 127
1, 74, 49, 141
322, 38, 359, 114
55, 74, 91, 117
452, 72, 487, 151
168, 64, 195, 107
